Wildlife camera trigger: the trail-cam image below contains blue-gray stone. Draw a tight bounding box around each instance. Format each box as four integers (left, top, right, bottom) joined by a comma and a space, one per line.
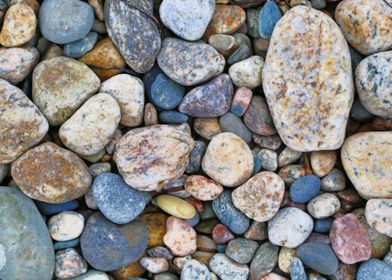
186, 212, 200, 227
252, 150, 263, 175
314, 218, 333, 233
186, 140, 206, 174
297, 242, 339, 275
220, 112, 252, 144
63, 32, 98, 58
81, 212, 148, 271
159, 111, 189, 124
35, 200, 79, 216
310, 0, 327, 9
217, 243, 227, 253
0, 187, 55, 280
258, 0, 281, 39
350, 99, 374, 122
227, 43, 252, 65
212, 191, 249, 235
290, 257, 307, 280
349, 46, 364, 74
226, 238, 259, 264
54, 238, 80, 250
39, 0, 94, 44
150, 73, 185, 110
249, 241, 279, 279
290, 175, 321, 203
247, 8, 260, 38
357, 258, 392, 280
93, 173, 151, 224
200, 201, 216, 220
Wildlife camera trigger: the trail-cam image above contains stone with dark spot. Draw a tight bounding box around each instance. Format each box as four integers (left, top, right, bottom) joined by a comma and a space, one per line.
244, 96, 276, 136
231, 87, 252, 117
209, 253, 249, 280
181, 259, 211, 280
297, 242, 339, 275
249, 241, 279, 280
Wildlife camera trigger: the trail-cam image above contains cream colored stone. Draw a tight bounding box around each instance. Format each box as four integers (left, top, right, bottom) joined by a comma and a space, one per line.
307, 193, 341, 219
228, 56, 264, 89
310, 150, 337, 177
163, 216, 197, 256
278, 247, 296, 273
365, 199, 392, 238
48, 211, 85, 241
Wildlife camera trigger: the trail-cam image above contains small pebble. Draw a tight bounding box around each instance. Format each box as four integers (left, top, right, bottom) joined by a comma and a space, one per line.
181, 259, 211, 280
290, 258, 307, 280
212, 224, 234, 244
278, 247, 296, 273
184, 175, 224, 201
63, 32, 98, 58
258, 149, 278, 171
243, 96, 276, 136
163, 216, 197, 256
297, 242, 339, 275
365, 199, 392, 238
209, 253, 249, 280
321, 168, 346, 192
307, 193, 341, 219
231, 87, 253, 117
310, 151, 337, 177
356, 258, 392, 280
290, 175, 321, 203
220, 112, 252, 143
228, 55, 264, 89
48, 211, 85, 241
140, 257, 169, 274
155, 194, 196, 220
55, 248, 87, 279
226, 238, 259, 264
150, 73, 185, 110
258, 0, 281, 39
249, 241, 279, 280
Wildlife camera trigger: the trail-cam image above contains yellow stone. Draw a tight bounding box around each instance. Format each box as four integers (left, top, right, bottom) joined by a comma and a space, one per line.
140, 212, 167, 247
155, 194, 196, 219
112, 258, 146, 280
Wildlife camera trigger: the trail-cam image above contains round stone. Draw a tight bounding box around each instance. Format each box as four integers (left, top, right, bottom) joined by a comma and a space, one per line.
204, 132, 253, 185
290, 175, 321, 203
155, 194, 196, 220
228, 55, 264, 89
226, 238, 259, 264
140, 257, 169, 274
163, 216, 197, 257
307, 193, 341, 219
258, 0, 281, 39
209, 253, 249, 280
63, 32, 98, 59
194, 118, 222, 140
208, 34, 237, 56
357, 258, 392, 280
184, 175, 224, 201
212, 224, 234, 244
181, 259, 211, 280
249, 242, 279, 280
55, 248, 87, 279
204, 4, 246, 37
220, 112, 252, 144
290, 258, 307, 280
258, 149, 278, 171
11, 142, 91, 203
48, 211, 85, 241
243, 96, 276, 136
365, 199, 392, 238
149, 73, 185, 110
310, 151, 337, 177
277, 147, 302, 167
321, 168, 346, 192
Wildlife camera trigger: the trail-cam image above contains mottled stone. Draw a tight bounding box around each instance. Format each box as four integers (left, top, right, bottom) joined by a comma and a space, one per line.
231, 87, 253, 117
194, 118, 222, 140
244, 96, 276, 136
155, 195, 196, 220
249, 242, 279, 280
163, 216, 197, 256
278, 164, 305, 185
0, 164, 6, 184
258, 149, 278, 171
209, 253, 249, 280
227, 43, 252, 65
184, 175, 223, 201
212, 224, 234, 244
263, 6, 354, 151
290, 175, 321, 203
208, 34, 237, 56
261, 273, 288, 280
220, 112, 252, 143
365, 199, 392, 238
310, 151, 337, 177
321, 168, 346, 192
181, 259, 211, 280
63, 32, 98, 59
228, 55, 264, 89
290, 258, 307, 280
88, 0, 104, 20
254, 134, 282, 150
258, 0, 281, 39
55, 248, 87, 279
140, 257, 169, 274
307, 193, 341, 219
205, 5, 246, 37
357, 258, 392, 280
277, 147, 302, 167
278, 247, 296, 273
186, 141, 207, 173
330, 263, 357, 280
141, 213, 168, 248
48, 211, 85, 242
112, 260, 146, 280
244, 221, 267, 241
226, 238, 259, 264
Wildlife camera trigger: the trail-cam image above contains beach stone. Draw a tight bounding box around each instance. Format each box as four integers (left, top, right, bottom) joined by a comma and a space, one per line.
112, 260, 146, 280
254, 134, 282, 150
278, 247, 296, 273
159, 111, 189, 124
140, 257, 169, 274
0, 79, 48, 164
148, 247, 173, 261
36, 200, 79, 216
278, 147, 302, 167
290, 175, 321, 203
297, 242, 339, 275
202, 132, 253, 187
186, 141, 206, 173
144, 103, 158, 126
54, 238, 80, 251
59, 93, 120, 156
227, 43, 252, 65
160, 0, 215, 41
0, 164, 6, 184
330, 213, 371, 264
164, 216, 197, 256
331, 262, 357, 280
63, 32, 98, 59
11, 142, 91, 203
209, 253, 249, 280
321, 168, 346, 192
181, 259, 211, 280
194, 118, 222, 140
268, 207, 313, 248
55, 248, 87, 279
155, 195, 196, 220
249, 241, 279, 280
32, 56, 100, 126
247, 9, 259, 38
341, 132, 392, 198
232, 171, 285, 222
213, 191, 250, 234
335, 0, 392, 55
261, 273, 288, 280
220, 112, 252, 143
314, 219, 333, 233
226, 238, 259, 264
307, 193, 341, 219
88, 162, 111, 178
208, 34, 237, 56
141, 213, 168, 248
231, 87, 252, 117
212, 224, 234, 244
88, 0, 104, 20
258, 0, 281, 39
43, 44, 63, 60
258, 149, 278, 171
100, 74, 144, 127
93, 173, 151, 224
173, 255, 192, 273
81, 212, 148, 271
357, 258, 392, 280
228, 55, 264, 89
306, 233, 331, 245
150, 73, 185, 110
355, 51, 392, 118
114, 124, 194, 191
0, 187, 55, 280
48, 211, 85, 241
179, 74, 233, 118
350, 99, 374, 122
365, 199, 392, 238
205, 4, 246, 37
105, 0, 160, 73
243, 96, 276, 136
384, 252, 392, 266
244, 221, 267, 241
0, 47, 39, 84
39, 0, 94, 44
311, 151, 337, 177
263, 6, 354, 151
184, 175, 223, 201
157, 37, 225, 86
290, 258, 307, 280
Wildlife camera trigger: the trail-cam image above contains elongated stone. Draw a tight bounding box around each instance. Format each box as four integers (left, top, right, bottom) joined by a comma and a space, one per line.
155, 194, 196, 220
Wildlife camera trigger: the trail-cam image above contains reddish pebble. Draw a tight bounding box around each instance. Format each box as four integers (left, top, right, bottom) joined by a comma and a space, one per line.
185, 197, 204, 212
144, 103, 158, 126
371, 117, 392, 131
163, 216, 197, 256
212, 223, 234, 244
244, 96, 276, 136
231, 87, 253, 117
184, 175, 224, 201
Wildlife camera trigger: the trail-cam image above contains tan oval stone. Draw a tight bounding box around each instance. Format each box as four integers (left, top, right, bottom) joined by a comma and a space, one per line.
11, 142, 91, 203
202, 132, 253, 187
59, 93, 121, 156
0, 79, 48, 164
307, 193, 341, 219
365, 199, 392, 238
32, 56, 100, 126
310, 150, 337, 177
232, 171, 285, 222
278, 247, 296, 273
184, 175, 224, 201
114, 124, 194, 191
341, 132, 392, 199
194, 117, 222, 140
262, 6, 354, 152
163, 216, 197, 256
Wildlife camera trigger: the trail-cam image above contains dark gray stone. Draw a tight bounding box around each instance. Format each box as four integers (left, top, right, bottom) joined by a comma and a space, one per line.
297, 242, 339, 275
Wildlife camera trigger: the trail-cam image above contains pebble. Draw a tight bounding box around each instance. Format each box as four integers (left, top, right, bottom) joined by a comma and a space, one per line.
310, 151, 337, 177
155, 195, 196, 220
105, 0, 161, 73
194, 118, 222, 140
247, 9, 259, 38
114, 124, 194, 191
212, 224, 234, 244
140, 257, 169, 274
48, 211, 85, 241
163, 216, 197, 256
249, 241, 279, 280
231, 87, 253, 117
226, 238, 259, 264
244, 221, 268, 241
63, 32, 98, 59
258, 0, 281, 39
0, 164, 7, 184
184, 175, 224, 201
36, 200, 79, 216
356, 258, 392, 280
220, 112, 252, 143
350, 99, 374, 123
321, 168, 346, 192
290, 258, 307, 280
314, 219, 333, 233
59, 93, 121, 156
179, 74, 233, 118
65, 270, 111, 280
0, 79, 48, 163
278, 247, 296, 273
54, 238, 80, 251
159, 111, 189, 124
55, 248, 87, 279
157, 37, 225, 86
205, 4, 246, 37
263, 6, 354, 151
297, 242, 339, 275
307, 193, 341, 219
228, 55, 264, 89
81, 212, 148, 271
150, 73, 185, 110
290, 175, 321, 203
159, 0, 215, 41
258, 149, 278, 171
186, 141, 207, 173
227, 43, 253, 65
341, 132, 392, 198
181, 259, 211, 280
144, 103, 159, 126
141, 212, 168, 248
277, 147, 302, 167
111, 260, 146, 280
232, 171, 285, 222
243, 96, 276, 136
88, 162, 111, 177
209, 253, 249, 280
254, 134, 282, 150
39, 0, 94, 44
365, 199, 392, 238
88, 0, 104, 21
262, 273, 289, 280
148, 246, 173, 261
268, 207, 313, 248
93, 173, 151, 224
100, 74, 145, 127
32, 56, 100, 126
208, 34, 237, 56
278, 164, 305, 185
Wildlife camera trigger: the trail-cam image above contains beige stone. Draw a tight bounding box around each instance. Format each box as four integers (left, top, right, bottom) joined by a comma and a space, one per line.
163, 216, 197, 256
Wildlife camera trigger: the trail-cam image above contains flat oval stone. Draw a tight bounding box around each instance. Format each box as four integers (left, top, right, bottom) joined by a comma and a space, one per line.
93, 173, 151, 224
48, 211, 85, 241
365, 199, 392, 238
0, 187, 54, 280
159, 111, 189, 124
181, 259, 211, 280
63, 32, 98, 59
307, 193, 341, 219
0, 47, 39, 84
202, 132, 253, 187
204, 4, 246, 37
32, 56, 100, 126
228, 55, 264, 89
81, 212, 147, 271
330, 213, 371, 264
249, 241, 279, 280
290, 175, 321, 203
268, 207, 313, 248
150, 73, 185, 110
220, 112, 252, 144
310, 151, 337, 177
159, 0, 215, 41
243, 96, 276, 136
164, 216, 197, 256
209, 253, 249, 280
11, 142, 91, 203
0, 79, 48, 164
355, 51, 392, 118
297, 242, 339, 275
105, 0, 161, 73
157, 37, 225, 86
263, 6, 354, 151
194, 118, 222, 140
335, 0, 392, 55
232, 171, 285, 222
184, 175, 224, 201
55, 248, 87, 279
59, 93, 120, 156
179, 74, 233, 118
208, 34, 237, 56
231, 87, 253, 117
357, 258, 392, 280
341, 132, 392, 198
39, 0, 94, 44
258, 0, 281, 39
114, 124, 194, 191
155, 194, 196, 220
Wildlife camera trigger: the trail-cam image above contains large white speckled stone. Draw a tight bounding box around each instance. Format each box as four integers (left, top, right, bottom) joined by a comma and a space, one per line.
307, 193, 341, 219
365, 199, 392, 238
262, 6, 354, 152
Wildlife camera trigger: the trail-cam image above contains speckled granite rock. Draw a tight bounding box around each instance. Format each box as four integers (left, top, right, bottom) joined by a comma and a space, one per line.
55, 248, 87, 279
11, 142, 91, 203
0, 79, 48, 164
157, 38, 225, 86
226, 238, 259, 264
32, 56, 100, 126
357, 258, 392, 280
355, 51, 392, 118
335, 0, 392, 55
194, 118, 222, 140
341, 132, 392, 199
209, 253, 249, 280
114, 124, 194, 191
140, 257, 169, 274
310, 151, 336, 177
163, 216, 197, 256
228, 55, 264, 89
249, 242, 279, 280
263, 6, 354, 151
105, 0, 161, 73
184, 175, 223, 201
365, 199, 392, 238
307, 193, 341, 219
48, 211, 85, 241
181, 259, 211, 280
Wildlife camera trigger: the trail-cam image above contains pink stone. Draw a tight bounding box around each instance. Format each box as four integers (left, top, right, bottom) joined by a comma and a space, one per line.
230, 87, 253, 117
55, 248, 87, 279
212, 223, 235, 244
243, 96, 276, 136
184, 175, 224, 201
330, 213, 371, 264
163, 216, 197, 256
